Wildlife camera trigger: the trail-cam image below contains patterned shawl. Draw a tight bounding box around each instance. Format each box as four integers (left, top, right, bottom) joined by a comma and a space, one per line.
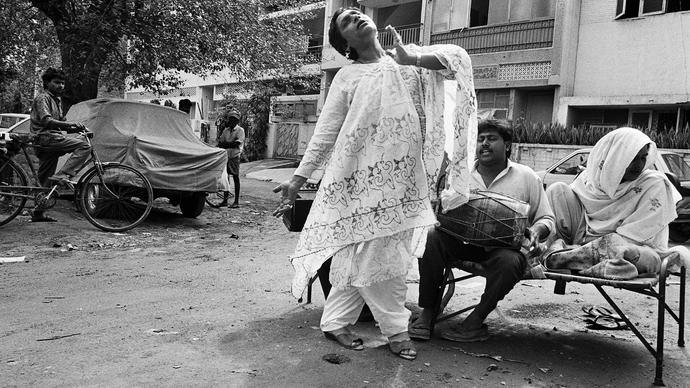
290, 45, 477, 298
571, 127, 681, 250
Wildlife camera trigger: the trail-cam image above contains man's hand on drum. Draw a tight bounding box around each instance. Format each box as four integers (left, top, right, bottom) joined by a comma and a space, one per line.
524, 224, 550, 255
272, 175, 308, 217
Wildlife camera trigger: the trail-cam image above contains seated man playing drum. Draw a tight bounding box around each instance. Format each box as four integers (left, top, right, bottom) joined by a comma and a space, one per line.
409, 119, 555, 342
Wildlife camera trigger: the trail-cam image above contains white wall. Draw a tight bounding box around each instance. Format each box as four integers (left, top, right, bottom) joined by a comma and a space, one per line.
573, 1, 690, 99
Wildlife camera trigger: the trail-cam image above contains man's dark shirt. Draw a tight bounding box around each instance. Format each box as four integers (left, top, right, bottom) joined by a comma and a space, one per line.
30, 90, 63, 135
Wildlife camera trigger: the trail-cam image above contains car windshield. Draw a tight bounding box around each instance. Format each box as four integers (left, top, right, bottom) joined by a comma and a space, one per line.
662, 153, 690, 181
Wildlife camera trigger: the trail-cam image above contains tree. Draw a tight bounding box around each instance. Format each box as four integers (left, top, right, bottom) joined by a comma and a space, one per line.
0, 0, 59, 112
7, 0, 312, 108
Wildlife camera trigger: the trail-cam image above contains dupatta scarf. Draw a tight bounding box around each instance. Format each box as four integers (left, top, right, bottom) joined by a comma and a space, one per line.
571, 127, 681, 249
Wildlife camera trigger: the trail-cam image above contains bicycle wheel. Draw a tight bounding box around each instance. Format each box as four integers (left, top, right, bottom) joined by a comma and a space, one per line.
78, 164, 153, 232
205, 190, 228, 208
0, 156, 29, 226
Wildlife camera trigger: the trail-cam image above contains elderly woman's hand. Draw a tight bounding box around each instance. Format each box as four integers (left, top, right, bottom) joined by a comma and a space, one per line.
272, 175, 308, 217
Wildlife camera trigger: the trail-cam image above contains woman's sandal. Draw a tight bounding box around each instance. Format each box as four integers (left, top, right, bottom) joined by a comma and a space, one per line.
324, 330, 364, 351
389, 339, 417, 361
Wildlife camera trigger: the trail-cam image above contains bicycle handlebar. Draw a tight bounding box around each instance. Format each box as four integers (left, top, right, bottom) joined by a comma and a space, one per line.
0, 128, 93, 143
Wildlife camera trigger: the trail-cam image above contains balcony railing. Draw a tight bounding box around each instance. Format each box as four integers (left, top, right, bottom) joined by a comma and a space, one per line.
297, 45, 323, 63
430, 19, 554, 54
378, 23, 421, 48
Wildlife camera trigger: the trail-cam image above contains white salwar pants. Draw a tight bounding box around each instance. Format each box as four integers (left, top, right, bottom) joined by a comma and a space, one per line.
320, 275, 410, 338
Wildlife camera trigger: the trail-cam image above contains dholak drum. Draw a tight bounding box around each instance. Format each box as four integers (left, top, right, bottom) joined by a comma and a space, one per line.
436, 190, 530, 248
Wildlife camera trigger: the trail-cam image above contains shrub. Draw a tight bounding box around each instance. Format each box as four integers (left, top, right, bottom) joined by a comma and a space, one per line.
513, 120, 690, 149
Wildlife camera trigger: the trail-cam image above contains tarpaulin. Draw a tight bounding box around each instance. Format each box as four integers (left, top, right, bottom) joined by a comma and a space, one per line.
66, 98, 227, 192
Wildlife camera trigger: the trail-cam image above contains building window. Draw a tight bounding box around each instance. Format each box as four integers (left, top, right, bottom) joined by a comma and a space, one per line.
616, 0, 690, 19
668, 0, 690, 12
469, 0, 554, 27
470, 0, 490, 27
630, 110, 652, 129
477, 89, 510, 109
477, 89, 510, 119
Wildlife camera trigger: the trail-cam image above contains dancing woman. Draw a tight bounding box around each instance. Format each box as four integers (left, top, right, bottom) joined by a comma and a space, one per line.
274, 7, 477, 360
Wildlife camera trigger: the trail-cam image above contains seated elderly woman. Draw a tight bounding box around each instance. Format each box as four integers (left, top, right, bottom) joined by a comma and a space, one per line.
545, 127, 683, 279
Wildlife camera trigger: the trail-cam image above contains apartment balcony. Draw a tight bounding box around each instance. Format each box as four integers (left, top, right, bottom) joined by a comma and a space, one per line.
298, 45, 323, 63
378, 23, 421, 48
430, 19, 554, 54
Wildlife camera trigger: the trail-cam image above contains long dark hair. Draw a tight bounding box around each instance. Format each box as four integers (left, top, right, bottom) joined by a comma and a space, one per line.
329, 7, 360, 61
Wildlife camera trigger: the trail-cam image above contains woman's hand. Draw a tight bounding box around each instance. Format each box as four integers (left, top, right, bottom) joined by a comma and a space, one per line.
385, 25, 416, 66
272, 175, 308, 217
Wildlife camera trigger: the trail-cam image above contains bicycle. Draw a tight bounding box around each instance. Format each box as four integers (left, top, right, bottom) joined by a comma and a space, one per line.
0, 130, 153, 232
205, 173, 231, 208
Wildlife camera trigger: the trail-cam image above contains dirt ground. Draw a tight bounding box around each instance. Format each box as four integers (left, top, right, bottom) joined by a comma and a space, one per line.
1, 167, 689, 388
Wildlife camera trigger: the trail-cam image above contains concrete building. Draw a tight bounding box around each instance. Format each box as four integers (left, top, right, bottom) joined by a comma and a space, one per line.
320, 0, 690, 132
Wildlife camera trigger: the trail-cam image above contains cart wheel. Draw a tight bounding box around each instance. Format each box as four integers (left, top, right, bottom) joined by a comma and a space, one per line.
180, 192, 206, 217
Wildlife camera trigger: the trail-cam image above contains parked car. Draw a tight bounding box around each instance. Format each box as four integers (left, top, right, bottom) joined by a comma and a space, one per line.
0, 113, 30, 134
65, 98, 227, 217
536, 148, 690, 242
536, 148, 690, 189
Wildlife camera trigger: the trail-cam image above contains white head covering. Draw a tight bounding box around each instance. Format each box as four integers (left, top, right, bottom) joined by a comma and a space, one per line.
571, 127, 681, 249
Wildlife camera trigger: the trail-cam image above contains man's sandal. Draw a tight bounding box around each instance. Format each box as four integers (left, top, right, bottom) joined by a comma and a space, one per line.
324, 329, 364, 351
440, 324, 490, 343
389, 339, 417, 361
408, 318, 431, 341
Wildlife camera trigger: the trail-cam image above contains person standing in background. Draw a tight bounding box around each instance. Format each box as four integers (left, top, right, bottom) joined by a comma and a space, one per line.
216, 109, 245, 208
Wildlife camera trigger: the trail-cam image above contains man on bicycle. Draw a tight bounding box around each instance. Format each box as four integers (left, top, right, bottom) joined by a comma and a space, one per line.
29, 67, 90, 222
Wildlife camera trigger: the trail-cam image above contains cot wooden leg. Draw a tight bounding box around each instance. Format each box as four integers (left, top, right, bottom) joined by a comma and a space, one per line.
431, 267, 454, 334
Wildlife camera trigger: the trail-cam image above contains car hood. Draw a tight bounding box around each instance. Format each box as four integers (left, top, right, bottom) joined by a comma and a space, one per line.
66, 98, 227, 192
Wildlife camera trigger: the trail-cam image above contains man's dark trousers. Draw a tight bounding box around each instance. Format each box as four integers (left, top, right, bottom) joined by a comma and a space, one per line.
35, 134, 90, 186
418, 228, 526, 321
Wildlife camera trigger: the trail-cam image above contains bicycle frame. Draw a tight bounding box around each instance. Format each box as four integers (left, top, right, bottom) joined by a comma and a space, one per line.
0, 131, 99, 205
0, 141, 63, 203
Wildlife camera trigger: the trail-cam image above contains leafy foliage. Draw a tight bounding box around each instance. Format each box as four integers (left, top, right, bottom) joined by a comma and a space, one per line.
0, 0, 59, 112
2, 0, 314, 108
513, 120, 690, 149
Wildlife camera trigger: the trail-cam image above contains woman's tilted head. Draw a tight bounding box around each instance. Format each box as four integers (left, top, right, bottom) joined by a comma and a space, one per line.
329, 8, 359, 60
329, 7, 378, 61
